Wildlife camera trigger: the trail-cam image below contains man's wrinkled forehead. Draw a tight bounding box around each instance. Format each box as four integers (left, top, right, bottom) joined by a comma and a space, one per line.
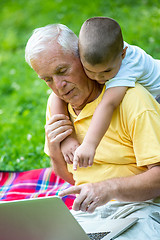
31, 43, 81, 76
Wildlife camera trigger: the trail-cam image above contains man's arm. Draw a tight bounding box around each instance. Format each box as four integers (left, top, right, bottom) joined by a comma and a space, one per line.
108, 163, 160, 202
45, 114, 75, 185
59, 163, 160, 212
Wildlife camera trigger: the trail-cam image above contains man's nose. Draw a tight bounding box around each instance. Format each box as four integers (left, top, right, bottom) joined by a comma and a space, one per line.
53, 75, 67, 89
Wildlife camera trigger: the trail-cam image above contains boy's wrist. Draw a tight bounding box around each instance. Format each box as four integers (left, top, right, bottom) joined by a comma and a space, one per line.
82, 139, 98, 149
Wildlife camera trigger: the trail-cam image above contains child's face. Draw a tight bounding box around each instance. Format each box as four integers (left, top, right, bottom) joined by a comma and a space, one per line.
81, 54, 123, 84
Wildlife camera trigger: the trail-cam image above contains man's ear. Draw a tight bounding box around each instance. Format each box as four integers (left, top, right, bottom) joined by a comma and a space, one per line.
122, 46, 128, 59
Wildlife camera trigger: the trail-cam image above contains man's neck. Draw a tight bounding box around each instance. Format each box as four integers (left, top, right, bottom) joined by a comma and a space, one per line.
73, 82, 103, 115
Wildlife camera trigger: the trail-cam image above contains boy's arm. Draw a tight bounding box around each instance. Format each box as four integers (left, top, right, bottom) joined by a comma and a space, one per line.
73, 86, 128, 170
50, 93, 79, 163
50, 92, 69, 116
45, 114, 75, 185
83, 86, 128, 147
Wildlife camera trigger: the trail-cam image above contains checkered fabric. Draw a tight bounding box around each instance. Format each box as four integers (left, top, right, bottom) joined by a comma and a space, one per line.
0, 168, 75, 209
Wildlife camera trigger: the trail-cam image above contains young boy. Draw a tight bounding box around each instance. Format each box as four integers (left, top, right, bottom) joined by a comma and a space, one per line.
54, 17, 160, 170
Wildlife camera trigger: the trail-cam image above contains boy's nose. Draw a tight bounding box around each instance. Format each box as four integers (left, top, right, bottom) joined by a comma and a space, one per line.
95, 73, 103, 81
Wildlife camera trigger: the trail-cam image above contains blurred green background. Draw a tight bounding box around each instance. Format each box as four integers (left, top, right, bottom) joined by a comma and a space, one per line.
0, 0, 160, 171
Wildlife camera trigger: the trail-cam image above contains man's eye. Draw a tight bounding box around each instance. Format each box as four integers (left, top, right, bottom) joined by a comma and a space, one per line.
104, 69, 111, 73
44, 77, 52, 82
59, 68, 67, 74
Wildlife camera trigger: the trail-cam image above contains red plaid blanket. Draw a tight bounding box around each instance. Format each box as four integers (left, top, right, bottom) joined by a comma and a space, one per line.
0, 168, 75, 209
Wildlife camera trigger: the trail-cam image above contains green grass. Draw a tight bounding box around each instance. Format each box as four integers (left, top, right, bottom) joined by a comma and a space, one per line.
1, 0, 160, 171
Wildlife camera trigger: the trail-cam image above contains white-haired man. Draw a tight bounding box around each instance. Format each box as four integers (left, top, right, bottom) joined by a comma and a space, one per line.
25, 24, 160, 239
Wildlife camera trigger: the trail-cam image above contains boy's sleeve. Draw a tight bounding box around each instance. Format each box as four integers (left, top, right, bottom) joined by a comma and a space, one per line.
105, 60, 137, 89
105, 78, 136, 89
105, 43, 150, 90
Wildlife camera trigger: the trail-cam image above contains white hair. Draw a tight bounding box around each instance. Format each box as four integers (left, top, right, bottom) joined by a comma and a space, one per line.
25, 24, 79, 68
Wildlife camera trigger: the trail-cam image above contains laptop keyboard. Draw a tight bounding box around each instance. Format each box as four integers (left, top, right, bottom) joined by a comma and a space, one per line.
87, 231, 110, 240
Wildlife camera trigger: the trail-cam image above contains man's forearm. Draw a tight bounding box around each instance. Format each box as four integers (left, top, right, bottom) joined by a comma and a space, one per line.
59, 165, 160, 212
50, 148, 75, 185
108, 166, 160, 202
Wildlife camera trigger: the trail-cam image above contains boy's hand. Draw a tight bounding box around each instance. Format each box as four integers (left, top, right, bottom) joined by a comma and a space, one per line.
61, 137, 80, 164
73, 142, 96, 170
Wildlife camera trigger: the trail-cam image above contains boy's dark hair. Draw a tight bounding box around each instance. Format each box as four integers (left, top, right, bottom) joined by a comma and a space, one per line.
79, 17, 123, 65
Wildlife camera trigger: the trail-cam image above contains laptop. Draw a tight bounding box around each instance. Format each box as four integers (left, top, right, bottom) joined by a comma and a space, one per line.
0, 196, 138, 240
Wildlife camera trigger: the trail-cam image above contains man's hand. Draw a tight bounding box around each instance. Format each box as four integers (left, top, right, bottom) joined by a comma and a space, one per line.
73, 142, 96, 170
45, 114, 73, 147
59, 181, 111, 213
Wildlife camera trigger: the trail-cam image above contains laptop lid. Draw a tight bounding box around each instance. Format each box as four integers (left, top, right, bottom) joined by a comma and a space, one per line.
0, 196, 90, 240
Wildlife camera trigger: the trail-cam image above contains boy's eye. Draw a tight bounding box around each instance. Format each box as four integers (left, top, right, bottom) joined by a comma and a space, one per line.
104, 69, 111, 73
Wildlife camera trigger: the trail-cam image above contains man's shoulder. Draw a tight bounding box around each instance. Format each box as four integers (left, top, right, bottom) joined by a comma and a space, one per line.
121, 84, 160, 115
125, 83, 148, 99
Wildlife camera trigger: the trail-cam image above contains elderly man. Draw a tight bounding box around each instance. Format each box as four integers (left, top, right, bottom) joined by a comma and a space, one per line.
25, 24, 160, 239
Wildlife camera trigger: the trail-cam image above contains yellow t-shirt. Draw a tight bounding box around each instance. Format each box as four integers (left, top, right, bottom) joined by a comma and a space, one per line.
45, 84, 160, 185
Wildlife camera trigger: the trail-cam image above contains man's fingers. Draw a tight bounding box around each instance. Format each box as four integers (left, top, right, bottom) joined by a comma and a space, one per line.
72, 187, 88, 211
48, 125, 72, 137
59, 185, 83, 211
79, 197, 92, 212
58, 186, 81, 197
46, 114, 69, 125
86, 201, 97, 213
45, 120, 72, 134
50, 129, 72, 142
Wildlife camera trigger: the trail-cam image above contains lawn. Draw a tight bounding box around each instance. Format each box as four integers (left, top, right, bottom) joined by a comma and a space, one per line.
0, 0, 160, 171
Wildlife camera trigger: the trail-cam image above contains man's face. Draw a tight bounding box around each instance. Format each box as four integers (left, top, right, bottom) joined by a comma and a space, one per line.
31, 43, 95, 110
